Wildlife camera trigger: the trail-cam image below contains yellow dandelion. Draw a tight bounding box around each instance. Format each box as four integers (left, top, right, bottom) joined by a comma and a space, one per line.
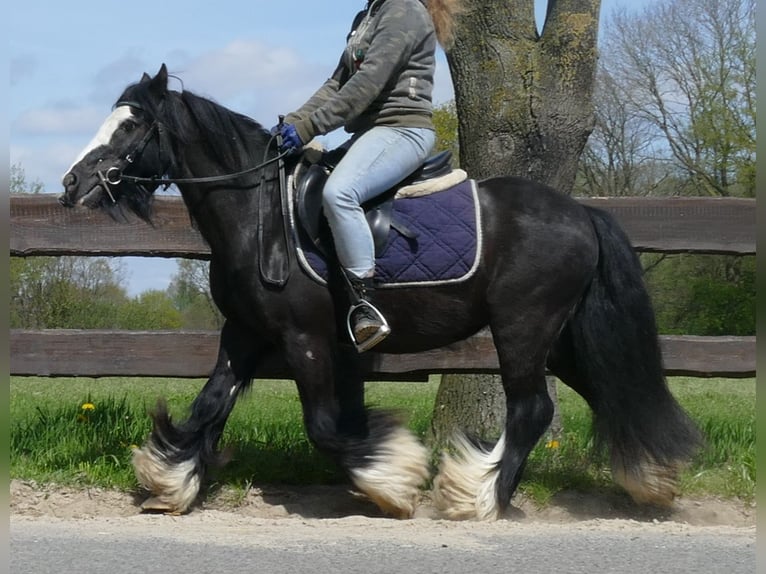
545, 440, 560, 449
129, 444, 139, 450
81, 402, 95, 411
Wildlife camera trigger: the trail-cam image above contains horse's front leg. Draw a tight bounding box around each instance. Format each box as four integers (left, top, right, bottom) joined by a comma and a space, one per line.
132, 320, 262, 513
288, 339, 429, 518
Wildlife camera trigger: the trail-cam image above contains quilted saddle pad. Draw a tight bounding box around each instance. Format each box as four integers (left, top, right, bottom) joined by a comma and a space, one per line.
293, 178, 482, 288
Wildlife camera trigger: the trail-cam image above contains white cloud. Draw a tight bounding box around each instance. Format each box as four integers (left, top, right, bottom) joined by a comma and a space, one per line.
177, 40, 315, 101
14, 105, 109, 137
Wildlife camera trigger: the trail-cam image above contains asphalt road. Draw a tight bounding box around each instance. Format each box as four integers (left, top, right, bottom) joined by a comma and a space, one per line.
10, 515, 755, 574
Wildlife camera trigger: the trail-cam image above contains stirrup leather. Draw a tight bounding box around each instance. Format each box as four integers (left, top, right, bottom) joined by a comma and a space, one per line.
347, 299, 391, 352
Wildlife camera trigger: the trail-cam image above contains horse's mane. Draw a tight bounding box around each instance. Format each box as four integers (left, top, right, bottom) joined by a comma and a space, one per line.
108, 79, 278, 223
117, 80, 275, 175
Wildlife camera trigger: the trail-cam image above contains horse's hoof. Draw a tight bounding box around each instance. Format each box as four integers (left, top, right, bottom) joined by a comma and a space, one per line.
140, 496, 179, 514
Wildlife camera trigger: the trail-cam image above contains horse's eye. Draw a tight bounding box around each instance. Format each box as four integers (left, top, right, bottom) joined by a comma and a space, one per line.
122, 120, 137, 133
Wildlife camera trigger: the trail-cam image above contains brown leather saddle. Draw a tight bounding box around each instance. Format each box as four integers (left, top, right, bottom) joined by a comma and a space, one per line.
295, 149, 454, 256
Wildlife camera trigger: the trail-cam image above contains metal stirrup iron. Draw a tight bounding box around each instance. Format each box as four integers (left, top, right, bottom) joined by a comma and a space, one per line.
343, 274, 391, 352
347, 300, 391, 352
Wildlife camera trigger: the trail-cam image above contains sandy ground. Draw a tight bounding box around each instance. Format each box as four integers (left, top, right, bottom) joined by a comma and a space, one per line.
9, 479, 755, 530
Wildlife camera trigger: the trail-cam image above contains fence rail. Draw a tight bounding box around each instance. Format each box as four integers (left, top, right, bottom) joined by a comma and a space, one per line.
9, 329, 756, 379
11, 194, 756, 256
10, 194, 757, 379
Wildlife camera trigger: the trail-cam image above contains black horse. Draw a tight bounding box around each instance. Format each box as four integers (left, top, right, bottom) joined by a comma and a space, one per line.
59, 64, 700, 519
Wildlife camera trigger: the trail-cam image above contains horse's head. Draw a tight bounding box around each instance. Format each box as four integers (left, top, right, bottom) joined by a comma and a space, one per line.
59, 64, 172, 219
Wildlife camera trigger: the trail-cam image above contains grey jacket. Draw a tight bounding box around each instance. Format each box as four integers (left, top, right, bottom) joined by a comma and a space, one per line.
286, 0, 436, 143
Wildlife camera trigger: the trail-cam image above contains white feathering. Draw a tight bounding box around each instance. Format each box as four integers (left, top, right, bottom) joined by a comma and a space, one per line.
349, 427, 429, 519
132, 437, 201, 514
432, 432, 506, 520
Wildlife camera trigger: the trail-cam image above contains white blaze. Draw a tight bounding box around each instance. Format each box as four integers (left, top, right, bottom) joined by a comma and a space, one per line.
62, 106, 135, 181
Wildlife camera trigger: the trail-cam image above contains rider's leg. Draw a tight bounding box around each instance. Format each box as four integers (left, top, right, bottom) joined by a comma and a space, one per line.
322, 126, 435, 350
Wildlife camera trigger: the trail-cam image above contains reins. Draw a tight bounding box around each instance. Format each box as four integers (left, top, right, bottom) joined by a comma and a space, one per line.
100, 98, 291, 191
117, 143, 291, 186
107, 129, 290, 187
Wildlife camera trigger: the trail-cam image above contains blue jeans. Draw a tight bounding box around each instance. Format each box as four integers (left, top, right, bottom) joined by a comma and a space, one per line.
322, 126, 436, 278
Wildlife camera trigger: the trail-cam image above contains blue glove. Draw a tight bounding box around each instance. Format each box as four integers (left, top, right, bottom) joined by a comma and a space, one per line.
279, 123, 304, 152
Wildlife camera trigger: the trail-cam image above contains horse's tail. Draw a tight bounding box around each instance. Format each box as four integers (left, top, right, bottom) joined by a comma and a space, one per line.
551, 206, 702, 506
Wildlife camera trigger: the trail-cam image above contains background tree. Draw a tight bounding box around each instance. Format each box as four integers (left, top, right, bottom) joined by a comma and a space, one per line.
10, 163, 182, 330
432, 101, 461, 165
590, 0, 755, 198
11, 256, 126, 328
168, 259, 224, 329
430, 0, 602, 445
10, 165, 122, 328
11, 163, 44, 195
115, 290, 183, 330
576, 68, 669, 197
577, 0, 755, 337
448, 0, 600, 191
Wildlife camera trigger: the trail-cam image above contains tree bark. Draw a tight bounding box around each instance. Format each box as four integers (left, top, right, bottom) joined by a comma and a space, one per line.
448, 0, 600, 189
430, 0, 601, 445
429, 371, 506, 446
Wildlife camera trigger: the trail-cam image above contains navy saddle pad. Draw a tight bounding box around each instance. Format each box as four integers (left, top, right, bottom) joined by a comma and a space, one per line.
293, 178, 482, 288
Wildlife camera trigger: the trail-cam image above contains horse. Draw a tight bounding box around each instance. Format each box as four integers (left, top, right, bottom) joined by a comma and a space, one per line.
59, 64, 701, 520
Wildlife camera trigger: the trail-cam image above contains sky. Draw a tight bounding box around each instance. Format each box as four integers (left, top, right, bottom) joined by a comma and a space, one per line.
10, 0, 649, 296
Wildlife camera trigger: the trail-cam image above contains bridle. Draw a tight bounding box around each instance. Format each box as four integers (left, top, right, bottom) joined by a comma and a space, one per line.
96, 100, 292, 201
95, 97, 296, 287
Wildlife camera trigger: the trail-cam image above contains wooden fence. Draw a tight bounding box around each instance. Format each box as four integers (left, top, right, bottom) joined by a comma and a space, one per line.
10, 194, 757, 379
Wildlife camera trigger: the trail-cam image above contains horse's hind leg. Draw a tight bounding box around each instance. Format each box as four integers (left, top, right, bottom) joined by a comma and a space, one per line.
288, 343, 429, 518
132, 321, 260, 513
433, 312, 568, 519
433, 369, 552, 520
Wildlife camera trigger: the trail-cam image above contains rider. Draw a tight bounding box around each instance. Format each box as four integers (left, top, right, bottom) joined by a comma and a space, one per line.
278, 0, 462, 351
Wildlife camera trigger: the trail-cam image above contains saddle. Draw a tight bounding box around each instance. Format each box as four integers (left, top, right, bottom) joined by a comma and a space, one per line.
294, 149, 464, 256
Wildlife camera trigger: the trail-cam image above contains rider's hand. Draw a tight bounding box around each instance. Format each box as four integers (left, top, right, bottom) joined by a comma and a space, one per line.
279, 123, 304, 152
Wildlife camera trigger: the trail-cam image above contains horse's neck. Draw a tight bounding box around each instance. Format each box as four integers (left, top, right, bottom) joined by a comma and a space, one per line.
170, 111, 279, 254
176, 164, 281, 260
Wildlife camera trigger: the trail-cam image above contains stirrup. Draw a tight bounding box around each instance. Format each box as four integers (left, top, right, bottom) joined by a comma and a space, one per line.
346, 300, 391, 353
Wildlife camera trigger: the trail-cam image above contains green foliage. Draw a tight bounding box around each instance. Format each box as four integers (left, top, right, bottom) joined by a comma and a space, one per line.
432, 100, 460, 166
10, 256, 127, 328
10, 255, 184, 330
168, 259, 223, 329
114, 290, 183, 330
522, 378, 755, 503
644, 254, 755, 336
673, 379, 755, 498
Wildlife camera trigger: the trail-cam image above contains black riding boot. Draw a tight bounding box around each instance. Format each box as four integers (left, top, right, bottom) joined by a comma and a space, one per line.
346, 275, 391, 352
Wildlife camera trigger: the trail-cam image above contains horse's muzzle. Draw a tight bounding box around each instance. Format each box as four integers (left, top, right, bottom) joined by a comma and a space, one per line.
59, 172, 77, 207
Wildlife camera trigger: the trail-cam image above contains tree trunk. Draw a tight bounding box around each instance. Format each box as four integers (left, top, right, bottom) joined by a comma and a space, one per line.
429, 370, 506, 446
430, 0, 600, 445
447, 0, 601, 191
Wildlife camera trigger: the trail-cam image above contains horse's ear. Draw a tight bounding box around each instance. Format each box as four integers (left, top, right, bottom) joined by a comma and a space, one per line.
148, 64, 169, 97
141, 72, 151, 82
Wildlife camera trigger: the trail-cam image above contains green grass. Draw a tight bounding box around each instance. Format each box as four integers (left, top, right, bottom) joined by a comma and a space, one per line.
10, 376, 755, 502
520, 378, 756, 503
